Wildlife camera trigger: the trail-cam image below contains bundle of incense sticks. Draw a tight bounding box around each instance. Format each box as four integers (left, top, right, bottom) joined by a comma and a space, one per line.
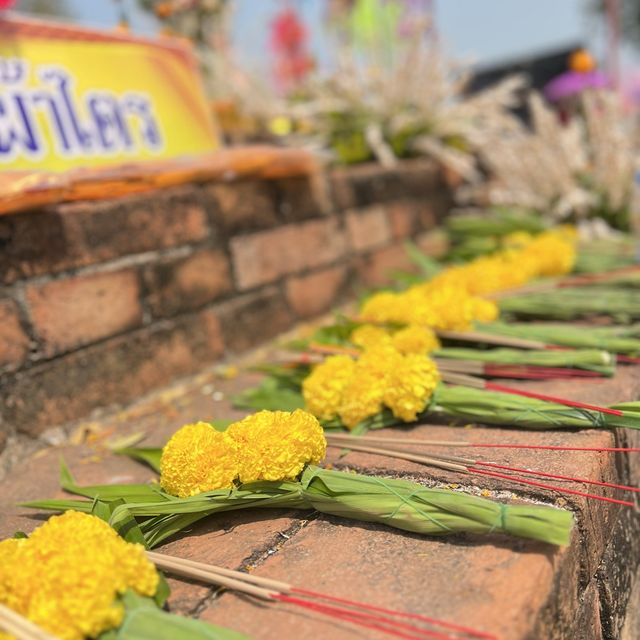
148, 551, 497, 640
0, 604, 58, 640
326, 434, 639, 508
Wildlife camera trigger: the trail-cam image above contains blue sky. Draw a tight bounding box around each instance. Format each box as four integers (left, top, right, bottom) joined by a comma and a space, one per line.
14, 0, 614, 69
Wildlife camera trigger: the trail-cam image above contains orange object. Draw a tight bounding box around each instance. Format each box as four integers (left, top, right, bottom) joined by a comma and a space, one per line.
569, 48, 596, 73
0, 147, 320, 216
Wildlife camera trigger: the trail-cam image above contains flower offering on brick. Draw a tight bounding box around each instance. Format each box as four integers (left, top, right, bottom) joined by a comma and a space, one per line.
0, 511, 158, 640
159, 410, 326, 496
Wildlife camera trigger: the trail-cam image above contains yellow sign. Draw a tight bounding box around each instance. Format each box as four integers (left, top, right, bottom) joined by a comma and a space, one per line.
0, 16, 220, 172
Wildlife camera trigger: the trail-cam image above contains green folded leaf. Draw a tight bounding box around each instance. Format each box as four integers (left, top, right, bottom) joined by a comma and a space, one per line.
478, 321, 640, 356
232, 378, 305, 411
116, 448, 162, 474
435, 346, 615, 375
403, 241, 443, 278
104, 592, 249, 640
27, 461, 573, 548
499, 286, 640, 321
209, 419, 233, 432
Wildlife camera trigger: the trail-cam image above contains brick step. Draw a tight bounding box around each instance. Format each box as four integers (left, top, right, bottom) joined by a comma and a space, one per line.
0, 358, 638, 639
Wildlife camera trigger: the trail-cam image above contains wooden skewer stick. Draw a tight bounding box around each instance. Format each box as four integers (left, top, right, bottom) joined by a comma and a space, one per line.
0, 604, 59, 640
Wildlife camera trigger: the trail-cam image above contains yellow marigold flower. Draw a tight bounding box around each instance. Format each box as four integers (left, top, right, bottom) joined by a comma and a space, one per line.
359, 291, 400, 324
392, 324, 440, 354
521, 231, 576, 277
471, 297, 499, 323
502, 230, 533, 249
339, 368, 387, 429
361, 284, 497, 332
227, 409, 326, 483
339, 344, 400, 429
350, 324, 391, 350
0, 511, 158, 640
160, 422, 240, 497
302, 354, 355, 420
383, 353, 440, 422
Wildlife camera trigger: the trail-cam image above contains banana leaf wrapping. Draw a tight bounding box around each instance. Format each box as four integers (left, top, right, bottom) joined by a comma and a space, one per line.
100, 592, 248, 640
25, 463, 574, 548
430, 385, 640, 430
434, 346, 615, 374
499, 286, 640, 321
478, 321, 640, 355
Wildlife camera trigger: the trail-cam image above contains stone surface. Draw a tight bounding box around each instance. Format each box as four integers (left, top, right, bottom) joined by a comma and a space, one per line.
285, 266, 348, 319
143, 249, 232, 318
230, 219, 347, 290
0, 298, 30, 370
26, 269, 142, 356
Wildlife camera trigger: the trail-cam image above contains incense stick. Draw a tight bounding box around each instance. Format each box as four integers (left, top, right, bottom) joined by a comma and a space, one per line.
326, 432, 640, 453
435, 330, 546, 350
439, 371, 625, 417
0, 604, 59, 640
325, 440, 637, 508
147, 552, 495, 640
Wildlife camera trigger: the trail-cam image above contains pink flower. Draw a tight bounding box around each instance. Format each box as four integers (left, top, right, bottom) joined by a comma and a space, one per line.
0, 0, 16, 10
270, 8, 307, 54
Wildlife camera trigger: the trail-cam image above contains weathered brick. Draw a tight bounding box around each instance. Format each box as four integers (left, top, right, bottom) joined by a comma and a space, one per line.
0, 209, 83, 284
386, 200, 419, 239
0, 428, 7, 455
158, 510, 298, 615
414, 229, 450, 258
216, 287, 294, 353
0, 298, 29, 370
356, 243, 415, 287
286, 266, 348, 319
275, 174, 329, 221
231, 219, 346, 290
75, 188, 211, 260
144, 249, 232, 318
346, 206, 391, 252
201, 516, 556, 640
416, 193, 453, 228
330, 159, 444, 209
0, 188, 210, 284
26, 269, 142, 357
0, 310, 224, 436
206, 181, 279, 235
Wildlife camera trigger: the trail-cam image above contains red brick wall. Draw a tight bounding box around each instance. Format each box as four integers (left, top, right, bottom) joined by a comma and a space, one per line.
0, 159, 452, 449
